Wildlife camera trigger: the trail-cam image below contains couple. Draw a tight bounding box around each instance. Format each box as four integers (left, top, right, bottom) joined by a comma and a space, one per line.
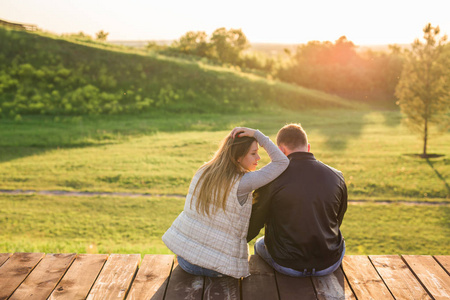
162, 124, 347, 278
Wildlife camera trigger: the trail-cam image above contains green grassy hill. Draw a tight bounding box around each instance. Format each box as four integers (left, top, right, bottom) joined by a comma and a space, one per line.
0, 26, 357, 118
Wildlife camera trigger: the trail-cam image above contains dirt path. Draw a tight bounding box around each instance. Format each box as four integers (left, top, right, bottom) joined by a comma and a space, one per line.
1, 189, 448, 206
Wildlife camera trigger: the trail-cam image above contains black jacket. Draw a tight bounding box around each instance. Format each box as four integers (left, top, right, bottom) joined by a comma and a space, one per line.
247, 152, 347, 272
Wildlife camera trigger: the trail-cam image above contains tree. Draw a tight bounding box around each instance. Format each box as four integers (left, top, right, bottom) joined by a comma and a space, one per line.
395, 23, 450, 157
210, 28, 249, 64
96, 30, 109, 41
173, 31, 212, 57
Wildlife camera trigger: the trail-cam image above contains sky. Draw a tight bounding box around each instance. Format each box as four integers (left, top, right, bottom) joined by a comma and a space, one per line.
1, 0, 450, 45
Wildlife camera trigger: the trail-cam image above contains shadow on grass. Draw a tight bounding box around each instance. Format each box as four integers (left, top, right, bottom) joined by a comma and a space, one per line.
0, 113, 239, 164
426, 157, 450, 195
310, 110, 369, 151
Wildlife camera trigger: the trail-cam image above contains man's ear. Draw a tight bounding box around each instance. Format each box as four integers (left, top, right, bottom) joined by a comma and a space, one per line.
307, 143, 311, 152
278, 144, 288, 155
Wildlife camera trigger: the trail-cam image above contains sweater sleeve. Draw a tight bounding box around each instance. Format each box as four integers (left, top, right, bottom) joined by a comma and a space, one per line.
237, 130, 289, 205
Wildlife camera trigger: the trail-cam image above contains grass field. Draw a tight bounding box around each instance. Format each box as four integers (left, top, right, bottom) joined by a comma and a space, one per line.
1, 194, 448, 255
1, 109, 448, 201
1, 108, 449, 254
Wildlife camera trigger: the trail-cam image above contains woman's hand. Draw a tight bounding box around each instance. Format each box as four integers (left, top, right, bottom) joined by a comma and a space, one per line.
231, 127, 256, 139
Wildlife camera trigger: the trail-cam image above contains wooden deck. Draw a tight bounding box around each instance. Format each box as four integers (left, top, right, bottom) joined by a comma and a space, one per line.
0, 253, 449, 299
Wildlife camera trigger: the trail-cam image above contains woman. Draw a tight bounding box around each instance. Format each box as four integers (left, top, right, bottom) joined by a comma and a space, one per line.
162, 127, 289, 278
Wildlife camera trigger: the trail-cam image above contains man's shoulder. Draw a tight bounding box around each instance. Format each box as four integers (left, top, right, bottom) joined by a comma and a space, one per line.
315, 160, 345, 181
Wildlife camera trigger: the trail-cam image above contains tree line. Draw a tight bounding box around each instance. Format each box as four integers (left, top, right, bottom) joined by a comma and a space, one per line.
160, 28, 406, 103
162, 26, 449, 156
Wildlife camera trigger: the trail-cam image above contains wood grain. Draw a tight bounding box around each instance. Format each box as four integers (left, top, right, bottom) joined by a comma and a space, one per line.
434, 256, 450, 275
369, 255, 431, 300
342, 255, 394, 299
312, 267, 356, 300
241, 255, 278, 300
402, 255, 450, 300
127, 254, 174, 300
49, 254, 108, 300
87, 254, 140, 300
9, 253, 76, 300
164, 258, 204, 300
0, 253, 12, 268
203, 276, 240, 300
0, 252, 45, 300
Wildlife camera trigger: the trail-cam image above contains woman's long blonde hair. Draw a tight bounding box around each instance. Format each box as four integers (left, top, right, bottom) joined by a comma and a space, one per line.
192, 134, 256, 215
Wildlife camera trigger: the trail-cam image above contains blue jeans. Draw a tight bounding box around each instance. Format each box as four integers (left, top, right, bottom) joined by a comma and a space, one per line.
177, 256, 225, 277
255, 236, 346, 277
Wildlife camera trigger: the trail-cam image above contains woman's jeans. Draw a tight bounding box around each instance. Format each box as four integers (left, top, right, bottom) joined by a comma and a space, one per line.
177, 256, 224, 277
255, 236, 346, 277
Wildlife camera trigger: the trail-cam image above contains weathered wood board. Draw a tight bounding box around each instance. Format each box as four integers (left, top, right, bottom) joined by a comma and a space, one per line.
164, 258, 204, 300
86, 254, 140, 300
9, 253, 76, 300
0, 252, 45, 300
127, 254, 174, 300
402, 255, 450, 300
0, 253, 11, 267
312, 267, 356, 300
49, 254, 108, 300
369, 255, 431, 300
342, 255, 394, 299
241, 255, 278, 300
434, 255, 450, 274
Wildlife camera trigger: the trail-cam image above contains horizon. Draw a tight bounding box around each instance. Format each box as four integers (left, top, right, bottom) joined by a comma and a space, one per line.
1, 0, 450, 46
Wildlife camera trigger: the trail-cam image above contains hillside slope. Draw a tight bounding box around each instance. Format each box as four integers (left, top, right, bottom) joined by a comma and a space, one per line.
0, 27, 357, 117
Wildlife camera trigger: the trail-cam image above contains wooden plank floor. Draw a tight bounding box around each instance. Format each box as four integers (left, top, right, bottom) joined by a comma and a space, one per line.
0, 253, 449, 299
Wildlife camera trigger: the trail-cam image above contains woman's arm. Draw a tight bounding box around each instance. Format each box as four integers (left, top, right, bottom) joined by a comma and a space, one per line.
237, 130, 289, 205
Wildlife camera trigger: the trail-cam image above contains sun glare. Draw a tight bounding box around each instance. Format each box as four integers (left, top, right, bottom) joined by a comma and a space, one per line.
0, 0, 449, 45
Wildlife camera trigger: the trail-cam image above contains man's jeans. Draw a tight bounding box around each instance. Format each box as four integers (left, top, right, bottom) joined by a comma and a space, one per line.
255, 236, 346, 277
177, 256, 224, 277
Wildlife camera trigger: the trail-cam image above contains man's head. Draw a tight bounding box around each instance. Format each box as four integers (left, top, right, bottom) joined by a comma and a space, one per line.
276, 123, 310, 155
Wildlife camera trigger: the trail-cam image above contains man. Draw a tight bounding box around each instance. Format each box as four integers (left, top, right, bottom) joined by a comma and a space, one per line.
247, 123, 347, 277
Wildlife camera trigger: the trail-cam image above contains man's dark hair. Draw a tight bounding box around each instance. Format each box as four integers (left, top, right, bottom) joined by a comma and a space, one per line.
276, 123, 308, 150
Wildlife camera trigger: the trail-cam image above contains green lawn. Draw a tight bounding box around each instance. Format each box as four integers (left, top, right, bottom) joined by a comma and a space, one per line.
1, 109, 449, 254
1, 194, 448, 255
1, 109, 448, 201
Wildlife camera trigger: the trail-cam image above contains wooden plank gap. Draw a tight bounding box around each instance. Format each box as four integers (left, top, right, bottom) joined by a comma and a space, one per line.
242, 255, 278, 300
0, 253, 12, 268
339, 265, 358, 298
126, 254, 174, 300
84, 254, 110, 298
402, 255, 450, 300
274, 271, 316, 300
369, 255, 431, 300
46, 252, 79, 296
433, 256, 450, 276
342, 255, 394, 299
49, 254, 108, 300
312, 266, 356, 299
402, 255, 439, 300
87, 254, 140, 300
0, 252, 45, 300
273, 270, 283, 300
367, 255, 396, 299
161, 256, 176, 300
164, 257, 204, 300
9, 253, 76, 300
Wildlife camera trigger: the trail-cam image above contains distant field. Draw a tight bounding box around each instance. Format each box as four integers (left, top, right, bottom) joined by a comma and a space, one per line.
1, 194, 448, 255
1, 109, 448, 201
